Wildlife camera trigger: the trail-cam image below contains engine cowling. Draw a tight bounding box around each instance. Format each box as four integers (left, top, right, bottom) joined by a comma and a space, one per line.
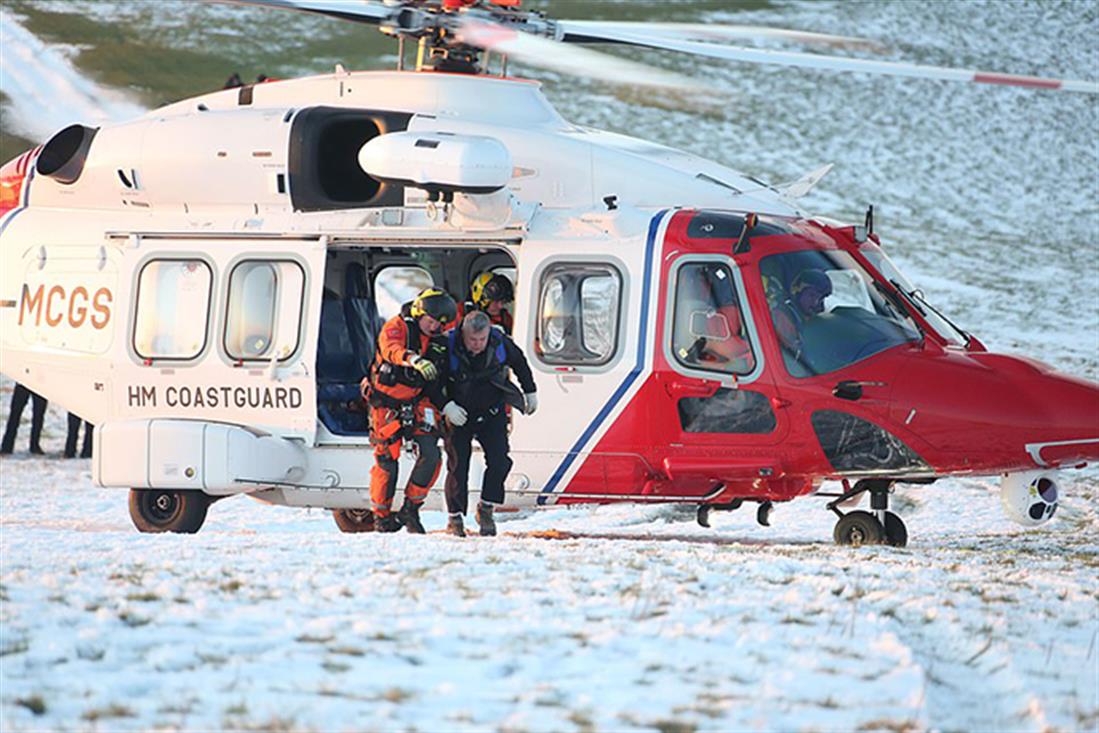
1000, 471, 1060, 526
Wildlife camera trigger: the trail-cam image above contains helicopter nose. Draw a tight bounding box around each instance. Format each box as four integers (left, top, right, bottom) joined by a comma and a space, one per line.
1024, 368, 1099, 466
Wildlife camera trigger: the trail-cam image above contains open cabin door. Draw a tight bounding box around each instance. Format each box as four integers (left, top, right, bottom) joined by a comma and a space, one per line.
106, 234, 325, 443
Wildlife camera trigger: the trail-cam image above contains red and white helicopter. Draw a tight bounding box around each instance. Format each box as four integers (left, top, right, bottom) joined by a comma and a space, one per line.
1, 0, 1096, 545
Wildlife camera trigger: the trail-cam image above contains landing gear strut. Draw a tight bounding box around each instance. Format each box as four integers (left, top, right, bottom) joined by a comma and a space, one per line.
696, 499, 742, 528
825, 479, 907, 547
696, 499, 774, 528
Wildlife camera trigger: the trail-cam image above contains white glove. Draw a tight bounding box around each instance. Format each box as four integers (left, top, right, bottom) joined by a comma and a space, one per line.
443, 401, 468, 427
523, 392, 538, 415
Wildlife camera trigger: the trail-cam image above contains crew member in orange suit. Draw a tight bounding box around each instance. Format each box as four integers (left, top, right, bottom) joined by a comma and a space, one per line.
361, 288, 457, 533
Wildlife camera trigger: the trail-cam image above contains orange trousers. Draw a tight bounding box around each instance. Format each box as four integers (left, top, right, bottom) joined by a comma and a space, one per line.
369, 402, 442, 516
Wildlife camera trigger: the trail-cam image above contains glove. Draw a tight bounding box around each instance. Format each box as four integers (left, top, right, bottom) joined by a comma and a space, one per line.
523, 392, 538, 415
407, 354, 437, 381
443, 401, 468, 427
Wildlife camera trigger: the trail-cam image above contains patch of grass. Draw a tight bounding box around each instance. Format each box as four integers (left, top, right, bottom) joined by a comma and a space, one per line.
236, 715, 299, 731
381, 687, 413, 704
125, 591, 161, 603
567, 709, 595, 732
225, 702, 248, 716
118, 610, 151, 628
652, 719, 696, 733
15, 694, 47, 716
295, 633, 334, 644
1, 638, 29, 656
322, 660, 351, 673
219, 579, 244, 593
856, 719, 920, 733
76, 646, 105, 662
780, 615, 813, 626
328, 645, 365, 657
82, 703, 135, 721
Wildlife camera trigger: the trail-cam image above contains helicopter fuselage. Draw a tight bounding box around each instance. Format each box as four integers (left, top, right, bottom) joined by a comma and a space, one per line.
1, 70, 1096, 531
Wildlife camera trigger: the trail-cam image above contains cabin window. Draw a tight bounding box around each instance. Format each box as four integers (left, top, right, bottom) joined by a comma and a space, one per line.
373, 266, 433, 321
678, 388, 776, 434
536, 263, 621, 365
134, 259, 212, 360
672, 262, 756, 376
224, 260, 305, 361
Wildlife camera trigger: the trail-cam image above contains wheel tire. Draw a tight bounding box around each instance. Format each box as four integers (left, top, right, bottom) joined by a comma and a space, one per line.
128, 489, 209, 534
333, 508, 375, 533
882, 511, 908, 548
833, 510, 884, 546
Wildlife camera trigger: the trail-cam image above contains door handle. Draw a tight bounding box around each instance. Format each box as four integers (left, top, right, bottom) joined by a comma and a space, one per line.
833, 380, 886, 401
664, 379, 719, 399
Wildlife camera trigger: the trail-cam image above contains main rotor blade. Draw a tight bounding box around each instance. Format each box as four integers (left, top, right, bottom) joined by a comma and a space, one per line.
212, 0, 392, 25
559, 28, 1099, 94
557, 20, 884, 52
454, 18, 707, 96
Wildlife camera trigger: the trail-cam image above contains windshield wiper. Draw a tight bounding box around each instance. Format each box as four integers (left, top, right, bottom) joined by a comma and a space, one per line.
900, 284, 973, 347
888, 279, 928, 317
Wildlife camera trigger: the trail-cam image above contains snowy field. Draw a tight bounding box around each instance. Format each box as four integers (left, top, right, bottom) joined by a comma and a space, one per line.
2, 393, 1098, 732
2, 0, 1099, 730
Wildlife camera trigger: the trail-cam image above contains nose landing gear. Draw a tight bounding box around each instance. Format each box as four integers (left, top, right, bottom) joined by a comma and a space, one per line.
825, 479, 907, 547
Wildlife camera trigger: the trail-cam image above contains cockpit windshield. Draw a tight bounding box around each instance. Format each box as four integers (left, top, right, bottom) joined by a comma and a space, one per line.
858, 243, 969, 346
761, 249, 921, 377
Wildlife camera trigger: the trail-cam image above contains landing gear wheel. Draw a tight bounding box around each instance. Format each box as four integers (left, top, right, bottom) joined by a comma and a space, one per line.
882, 511, 908, 547
833, 510, 884, 546
128, 489, 209, 534
333, 509, 375, 533
756, 501, 773, 527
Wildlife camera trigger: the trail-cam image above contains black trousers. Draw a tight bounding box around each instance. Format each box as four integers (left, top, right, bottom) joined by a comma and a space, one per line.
444, 408, 512, 515
66, 414, 94, 458
1, 384, 46, 453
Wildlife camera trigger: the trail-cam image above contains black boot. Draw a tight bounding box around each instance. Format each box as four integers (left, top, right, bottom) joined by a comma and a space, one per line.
446, 513, 466, 537
398, 499, 425, 535
476, 502, 496, 537
374, 512, 401, 533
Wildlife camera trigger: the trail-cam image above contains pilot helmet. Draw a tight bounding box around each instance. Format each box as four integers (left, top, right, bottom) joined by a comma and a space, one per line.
791, 269, 833, 315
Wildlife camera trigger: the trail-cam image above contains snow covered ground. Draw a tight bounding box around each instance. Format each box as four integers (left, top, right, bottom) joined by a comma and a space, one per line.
2, 392, 1097, 732
1, 0, 1098, 730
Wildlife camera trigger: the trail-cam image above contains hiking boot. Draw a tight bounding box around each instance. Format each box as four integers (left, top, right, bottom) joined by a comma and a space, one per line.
374, 512, 401, 533
446, 514, 466, 537
476, 502, 496, 537
398, 499, 425, 535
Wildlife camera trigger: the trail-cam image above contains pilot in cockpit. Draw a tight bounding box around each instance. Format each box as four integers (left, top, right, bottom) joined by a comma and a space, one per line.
772, 268, 833, 356
675, 264, 755, 374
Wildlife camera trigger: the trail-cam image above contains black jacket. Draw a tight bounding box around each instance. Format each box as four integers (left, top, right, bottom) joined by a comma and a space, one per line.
443, 327, 536, 414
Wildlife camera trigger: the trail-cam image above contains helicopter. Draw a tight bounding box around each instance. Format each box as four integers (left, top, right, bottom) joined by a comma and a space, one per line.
0, 0, 1096, 546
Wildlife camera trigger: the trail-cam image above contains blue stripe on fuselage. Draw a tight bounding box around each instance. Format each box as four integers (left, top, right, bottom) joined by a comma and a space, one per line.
537, 209, 668, 505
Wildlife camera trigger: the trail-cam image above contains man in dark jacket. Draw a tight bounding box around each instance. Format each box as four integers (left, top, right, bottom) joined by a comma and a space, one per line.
441, 310, 537, 536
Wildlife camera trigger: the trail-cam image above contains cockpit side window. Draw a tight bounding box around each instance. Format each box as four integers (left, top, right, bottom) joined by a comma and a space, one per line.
133, 259, 212, 361
224, 260, 305, 362
671, 262, 756, 376
761, 250, 920, 377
